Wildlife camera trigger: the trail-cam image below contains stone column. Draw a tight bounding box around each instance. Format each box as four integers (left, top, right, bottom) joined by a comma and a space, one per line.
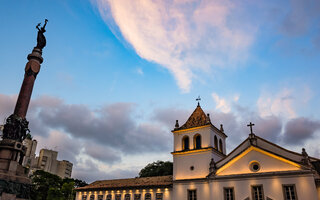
14, 47, 43, 119
0, 20, 48, 200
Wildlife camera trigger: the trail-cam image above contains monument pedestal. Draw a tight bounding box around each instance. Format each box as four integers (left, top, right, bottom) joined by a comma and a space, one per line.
0, 139, 31, 199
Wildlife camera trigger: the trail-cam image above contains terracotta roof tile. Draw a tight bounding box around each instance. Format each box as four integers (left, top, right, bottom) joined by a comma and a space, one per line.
175, 105, 210, 131
76, 175, 173, 191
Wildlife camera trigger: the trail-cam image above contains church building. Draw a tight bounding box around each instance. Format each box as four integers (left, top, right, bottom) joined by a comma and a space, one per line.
75, 103, 320, 200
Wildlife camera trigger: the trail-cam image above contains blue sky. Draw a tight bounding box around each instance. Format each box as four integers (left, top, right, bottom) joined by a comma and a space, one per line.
0, 0, 320, 182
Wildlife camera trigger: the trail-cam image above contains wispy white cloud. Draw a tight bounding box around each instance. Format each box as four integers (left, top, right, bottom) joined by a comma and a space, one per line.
212, 93, 231, 113
211, 93, 240, 113
257, 88, 297, 119
96, 0, 255, 92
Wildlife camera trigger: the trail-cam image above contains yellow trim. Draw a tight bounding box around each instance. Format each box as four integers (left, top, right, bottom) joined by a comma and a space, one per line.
171, 148, 213, 155
172, 125, 211, 133
216, 146, 301, 174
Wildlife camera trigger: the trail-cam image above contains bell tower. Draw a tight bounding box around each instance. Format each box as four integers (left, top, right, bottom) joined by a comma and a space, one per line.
171, 103, 227, 180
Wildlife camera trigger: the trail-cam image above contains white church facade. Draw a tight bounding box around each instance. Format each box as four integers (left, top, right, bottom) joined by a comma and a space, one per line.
75, 104, 320, 200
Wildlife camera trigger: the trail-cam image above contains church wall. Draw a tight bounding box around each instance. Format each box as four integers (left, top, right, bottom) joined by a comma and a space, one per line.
172, 174, 317, 200
75, 188, 172, 200
173, 151, 217, 180
210, 174, 318, 200
173, 180, 209, 200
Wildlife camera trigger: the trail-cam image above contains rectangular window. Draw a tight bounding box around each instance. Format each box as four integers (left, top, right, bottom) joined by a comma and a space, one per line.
156, 193, 163, 200
98, 195, 104, 200
224, 187, 234, 200
125, 194, 131, 200
90, 195, 95, 200
283, 185, 297, 200
107, 194, 112, 200
134, 194, 141, 200
252, 185, 264, 200
145, 193, 151, 200
116, 194, 121, 200
82, 195, 87, 200
188, 189, 197, 200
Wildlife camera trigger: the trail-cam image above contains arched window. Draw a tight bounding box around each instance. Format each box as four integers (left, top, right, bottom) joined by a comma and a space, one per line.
214, 136, 218, 149
182, 136, 190, 150
194, 134, 201, 149
219, 139, 223, 153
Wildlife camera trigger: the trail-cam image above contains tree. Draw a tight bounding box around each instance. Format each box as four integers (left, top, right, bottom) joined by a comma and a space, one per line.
30, 170, 62, 200
61, 181, 75, 200
30, 170, 88, 200
73, 178, 88, 188
139, 160, 173, 177
47, 187, 63, 200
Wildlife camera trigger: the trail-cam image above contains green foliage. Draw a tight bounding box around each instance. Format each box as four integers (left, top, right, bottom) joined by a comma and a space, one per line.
30, 170, 88, 200
61, 181, 75, 200
30, 170, 62, 200
139, 160, 173, 177
47, 187, 63, 200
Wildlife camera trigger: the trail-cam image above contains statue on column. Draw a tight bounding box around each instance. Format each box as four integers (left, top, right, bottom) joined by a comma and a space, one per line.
36, 19, 48, 50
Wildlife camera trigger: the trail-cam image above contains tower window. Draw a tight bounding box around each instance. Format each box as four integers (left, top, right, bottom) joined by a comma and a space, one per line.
214, 136, 218, 149
182, 136, 190, 150
194, 134, 201, 149
219, 139, 223, 153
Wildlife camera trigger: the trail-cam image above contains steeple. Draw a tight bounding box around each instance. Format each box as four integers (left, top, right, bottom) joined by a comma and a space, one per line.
175, 104, 211, 131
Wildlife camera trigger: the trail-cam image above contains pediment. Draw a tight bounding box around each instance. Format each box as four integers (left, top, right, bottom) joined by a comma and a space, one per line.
216, 146, 302, 176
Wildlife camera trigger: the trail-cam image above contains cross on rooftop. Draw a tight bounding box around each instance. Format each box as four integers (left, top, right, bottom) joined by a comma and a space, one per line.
196, 96, 201, 106
247, 122, 255, 134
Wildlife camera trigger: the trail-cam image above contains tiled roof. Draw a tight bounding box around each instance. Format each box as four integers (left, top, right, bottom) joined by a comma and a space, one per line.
175, 104, 210, 131
76, 175, 173, 191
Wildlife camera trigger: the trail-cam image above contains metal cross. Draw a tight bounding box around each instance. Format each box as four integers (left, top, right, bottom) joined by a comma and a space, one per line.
196, 96, 201, 106
247, 122, 255, 134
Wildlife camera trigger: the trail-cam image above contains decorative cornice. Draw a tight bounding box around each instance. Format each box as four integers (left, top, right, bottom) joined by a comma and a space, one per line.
172, 125, 211, 133
212, 170, 313, 180
171, 147, 226, 156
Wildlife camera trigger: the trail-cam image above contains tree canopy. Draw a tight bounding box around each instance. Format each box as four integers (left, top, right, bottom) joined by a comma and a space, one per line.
139, 160, 173, 177
30, 170, 87, 200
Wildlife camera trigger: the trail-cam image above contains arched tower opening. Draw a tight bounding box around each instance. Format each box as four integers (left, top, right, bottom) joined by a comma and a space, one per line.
194, 134, 201, 149
182, 136, 190, 150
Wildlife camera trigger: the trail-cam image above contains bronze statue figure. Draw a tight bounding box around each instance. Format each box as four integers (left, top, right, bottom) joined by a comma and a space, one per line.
36, 19, 48, 50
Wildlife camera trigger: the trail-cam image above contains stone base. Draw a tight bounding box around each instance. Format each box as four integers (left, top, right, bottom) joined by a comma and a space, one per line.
0, 192, 29, 200
0, 139, 30, 199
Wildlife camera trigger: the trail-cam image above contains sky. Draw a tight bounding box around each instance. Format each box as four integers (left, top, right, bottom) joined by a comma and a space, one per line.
0, 0, 320, 183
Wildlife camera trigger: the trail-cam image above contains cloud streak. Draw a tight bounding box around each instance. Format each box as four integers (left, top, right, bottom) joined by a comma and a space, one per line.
96, 0, 255, 92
